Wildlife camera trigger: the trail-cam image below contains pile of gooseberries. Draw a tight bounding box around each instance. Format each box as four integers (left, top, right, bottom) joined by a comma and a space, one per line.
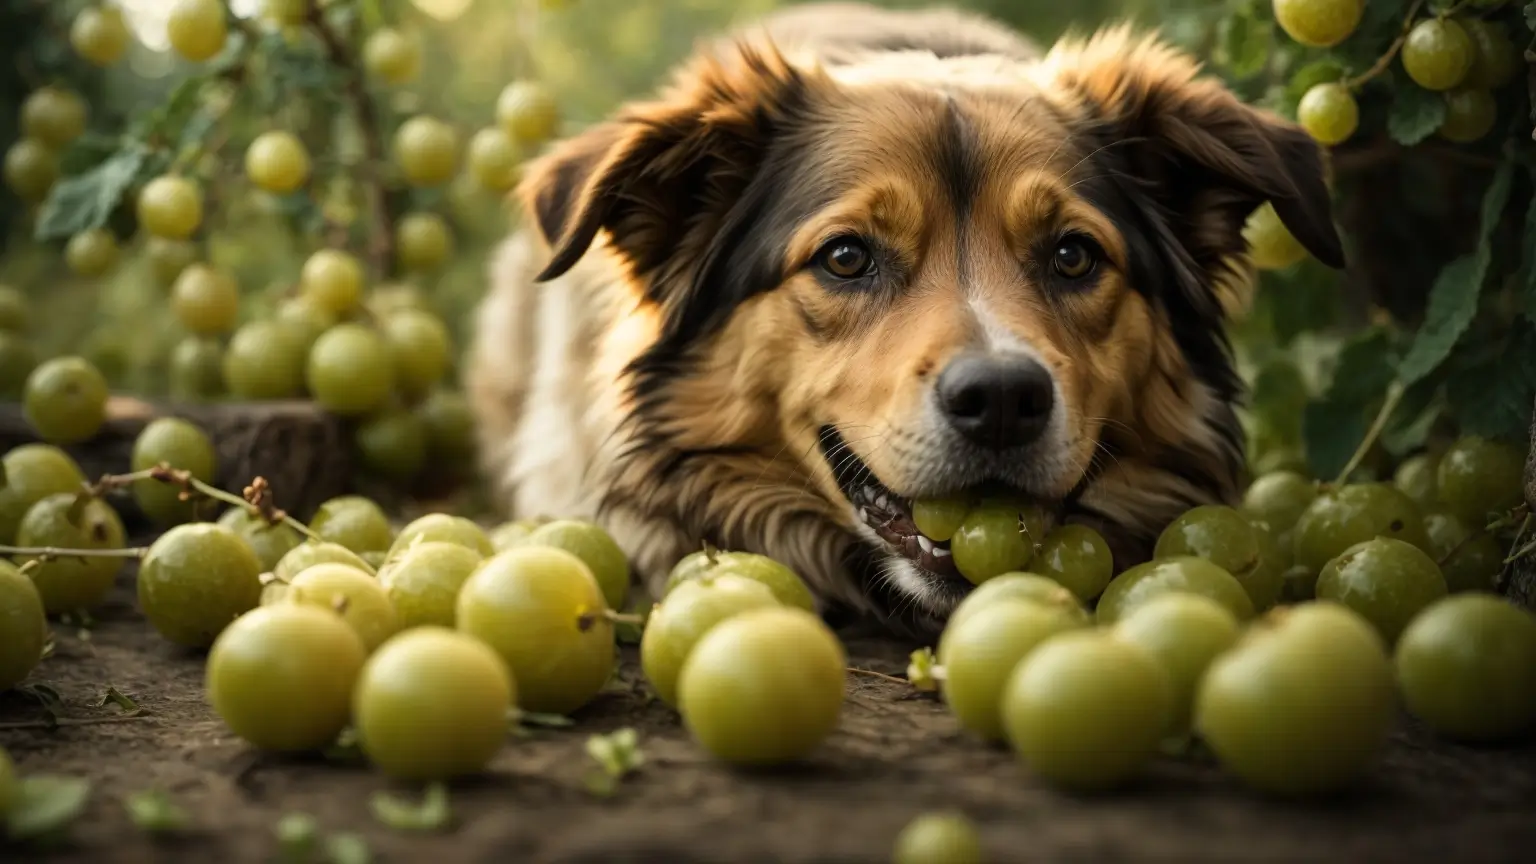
907, 431, 1534, 794
0, 406, 1533, 845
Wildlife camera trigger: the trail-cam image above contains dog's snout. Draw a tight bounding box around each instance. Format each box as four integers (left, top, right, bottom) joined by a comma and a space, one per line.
935, 352, 1055, 449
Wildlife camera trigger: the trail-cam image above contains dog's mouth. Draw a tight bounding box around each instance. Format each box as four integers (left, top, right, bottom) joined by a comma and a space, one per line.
816, 426, 1040, 586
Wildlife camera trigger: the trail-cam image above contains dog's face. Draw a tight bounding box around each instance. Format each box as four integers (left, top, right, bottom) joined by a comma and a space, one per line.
522, 27, 1342, 633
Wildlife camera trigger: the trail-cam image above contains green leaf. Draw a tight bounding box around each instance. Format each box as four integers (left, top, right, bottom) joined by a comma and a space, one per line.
1248, 356, 1310, 443
124, 789, 190, 835
1279, 59, 1347, 117
1303, 326, 1397, 479
1380, 377, 1444, 457
5, 775, 92, 842
33, 146, 148, 242
370, 783, 451, 832
1397, 255, 1483, 382
1262, 259, 1344, 344
1447, 319, 1536, 444
17, 682, 66, 728
93, 686, 141, 714
1360, 0, 1412, 34
325, 832, 373, 864
207, 29, 250, 76
275, 813, 320, 863
19, 682, 65, 713
515, 710, 575, 729
907, 646, 940, 692
1331, 0, 1410, 69
58, 133, 124, 175
259, 32, 348, 113
322, 726, 365, 763
1387, 84, 1447, 146
129, 76, 206, 142
586, 727, 644, 780
1398, 160, 1514, 384
1216, 6, 1273, 80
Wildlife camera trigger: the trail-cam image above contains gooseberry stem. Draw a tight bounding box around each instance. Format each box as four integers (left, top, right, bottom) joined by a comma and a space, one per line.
1333, 379, 1406, 486
1435, 504, 1523, 568
1436, 528, 1487, 568
0, 544, 149, 559
575, 609, 647, 631
1506, 514, 1536, 564
1434, 0, 1471, 20
1341, 0, 1427, 91
84, 465, 322, 542
846, 667, 909, 685
194, 476, 321, 542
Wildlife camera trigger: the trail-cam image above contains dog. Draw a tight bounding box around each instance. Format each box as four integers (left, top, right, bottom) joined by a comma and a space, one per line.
465, 3, 1343, 637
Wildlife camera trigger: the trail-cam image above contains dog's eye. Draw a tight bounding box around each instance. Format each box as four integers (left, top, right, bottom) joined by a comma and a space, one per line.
816, 237, 874, 280
1052, 236, 1099, 280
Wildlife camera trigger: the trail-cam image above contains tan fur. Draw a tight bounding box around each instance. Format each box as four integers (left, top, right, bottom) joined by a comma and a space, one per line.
466, 7, 1339, 630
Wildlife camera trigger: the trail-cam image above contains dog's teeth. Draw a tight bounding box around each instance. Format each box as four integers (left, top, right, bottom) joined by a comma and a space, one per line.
862, 486, 879, 502
917, 535, 934, 554
859, 507, 870, 523
876, 494, 889, 510
931, 545, 952, 558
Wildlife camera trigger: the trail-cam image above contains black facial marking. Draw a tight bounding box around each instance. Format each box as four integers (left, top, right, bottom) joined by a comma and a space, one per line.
937, 95, 982, 288
617, 84, 830, 488
1061, 115, 1247, 501
1067, 121, 1243, 405
632, 92, 825, 371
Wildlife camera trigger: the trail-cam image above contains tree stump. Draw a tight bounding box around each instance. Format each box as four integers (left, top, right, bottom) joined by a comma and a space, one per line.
0, 397, 352, 527
1503, 397, 1536, 611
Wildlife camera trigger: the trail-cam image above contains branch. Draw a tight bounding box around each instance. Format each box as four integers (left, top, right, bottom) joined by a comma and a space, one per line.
1342, 0, 1427, 91
118, 465, 319, 540
308, 2, 394, 279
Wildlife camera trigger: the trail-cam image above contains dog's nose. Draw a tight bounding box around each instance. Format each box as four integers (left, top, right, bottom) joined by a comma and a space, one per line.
935, 352, 1055, 449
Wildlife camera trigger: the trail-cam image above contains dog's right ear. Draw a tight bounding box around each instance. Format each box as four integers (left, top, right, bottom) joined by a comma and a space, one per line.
518, 44, 815, 285
522, 121, 632, 282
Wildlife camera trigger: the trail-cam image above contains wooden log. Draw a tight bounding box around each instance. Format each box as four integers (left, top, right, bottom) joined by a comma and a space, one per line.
0, 396, 353, 527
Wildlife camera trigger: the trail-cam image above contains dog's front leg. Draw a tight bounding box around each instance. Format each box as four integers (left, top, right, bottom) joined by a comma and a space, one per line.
594, 503, 698, 604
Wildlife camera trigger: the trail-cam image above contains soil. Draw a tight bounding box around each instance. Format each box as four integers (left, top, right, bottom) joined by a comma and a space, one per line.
5, 554, 1536, 864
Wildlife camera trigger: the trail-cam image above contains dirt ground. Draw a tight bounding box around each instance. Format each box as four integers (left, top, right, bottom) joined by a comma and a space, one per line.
6, 554, 1536, 864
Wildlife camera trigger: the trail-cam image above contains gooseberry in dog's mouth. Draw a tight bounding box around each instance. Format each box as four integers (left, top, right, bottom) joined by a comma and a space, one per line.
815, 426, 1050, 583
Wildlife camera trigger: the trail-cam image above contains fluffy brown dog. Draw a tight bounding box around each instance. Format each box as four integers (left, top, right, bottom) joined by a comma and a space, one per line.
465, 3, 1342, 636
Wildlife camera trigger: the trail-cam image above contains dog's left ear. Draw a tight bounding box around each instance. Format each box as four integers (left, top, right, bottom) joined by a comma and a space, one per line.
1047, 28, 1344, 269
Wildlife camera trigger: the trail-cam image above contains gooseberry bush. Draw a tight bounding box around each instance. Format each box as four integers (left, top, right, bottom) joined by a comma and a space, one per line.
0, 0, 573, 495
1202, 0, 1535, 486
